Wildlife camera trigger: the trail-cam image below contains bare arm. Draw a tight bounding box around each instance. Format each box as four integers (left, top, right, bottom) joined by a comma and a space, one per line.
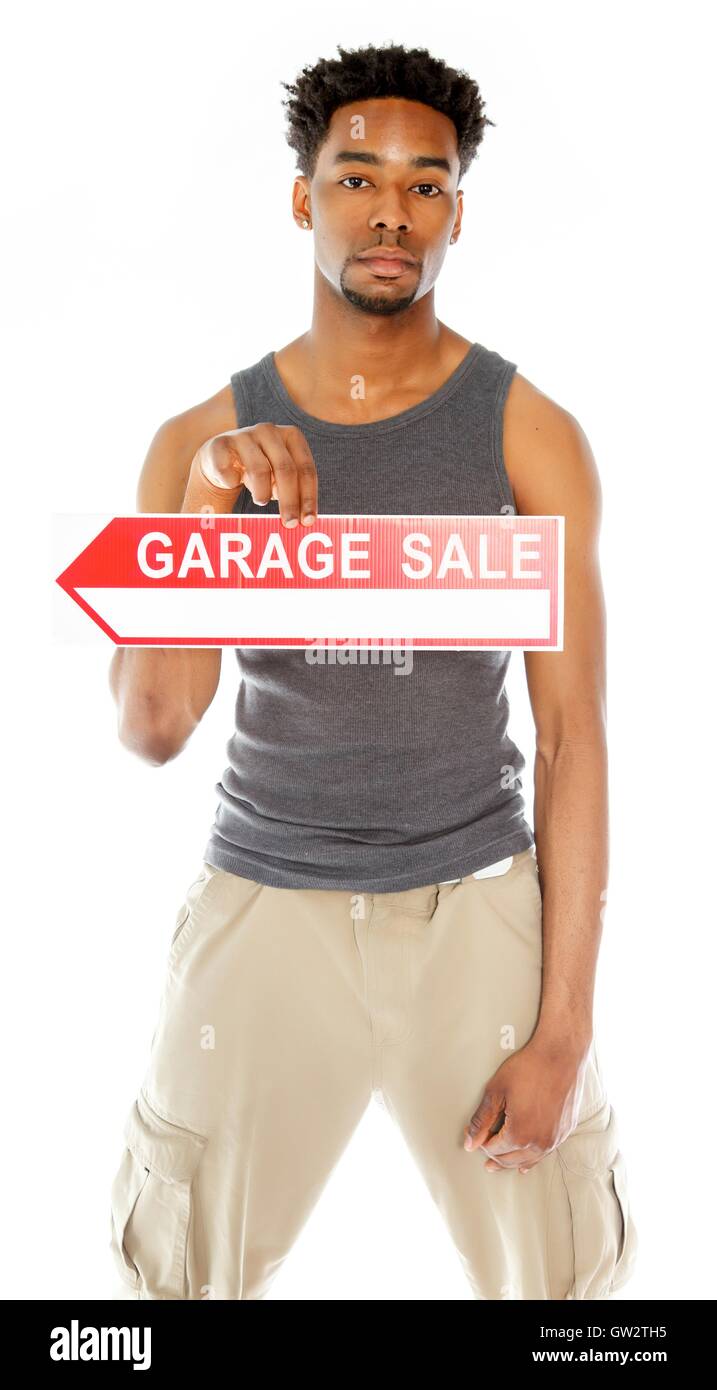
505, 375, 607, 1054
109, 388, 236, 765
110, 390, 318, 764
464, 372, 608, 1164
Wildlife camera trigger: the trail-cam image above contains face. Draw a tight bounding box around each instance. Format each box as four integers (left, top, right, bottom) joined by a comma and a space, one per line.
294, 97, 463, 317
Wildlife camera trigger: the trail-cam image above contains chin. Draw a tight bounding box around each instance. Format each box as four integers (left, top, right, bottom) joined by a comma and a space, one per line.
340, 284, 418, 316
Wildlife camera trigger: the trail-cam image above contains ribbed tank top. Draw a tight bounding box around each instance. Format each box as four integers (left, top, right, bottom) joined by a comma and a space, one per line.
202, 340, 535, 891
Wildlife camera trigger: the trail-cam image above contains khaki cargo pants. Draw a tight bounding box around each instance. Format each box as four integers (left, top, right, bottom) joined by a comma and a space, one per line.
109, 846, 638, 1300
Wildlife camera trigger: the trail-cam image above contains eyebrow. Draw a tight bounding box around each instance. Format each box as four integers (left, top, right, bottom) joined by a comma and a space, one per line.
332, 150, 452, 174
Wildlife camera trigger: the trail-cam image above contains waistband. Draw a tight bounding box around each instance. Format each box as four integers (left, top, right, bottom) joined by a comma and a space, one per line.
366, 845, 537, 918
439, 844, 536, 885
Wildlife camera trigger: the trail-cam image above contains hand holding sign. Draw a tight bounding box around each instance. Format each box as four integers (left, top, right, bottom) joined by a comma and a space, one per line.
182, 424, 318, 528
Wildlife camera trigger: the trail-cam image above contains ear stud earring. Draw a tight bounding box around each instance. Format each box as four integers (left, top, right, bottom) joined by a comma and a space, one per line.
302, 218, 311, 228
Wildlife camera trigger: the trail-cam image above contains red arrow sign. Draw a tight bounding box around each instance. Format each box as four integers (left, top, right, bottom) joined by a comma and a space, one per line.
55, 513, 563, 648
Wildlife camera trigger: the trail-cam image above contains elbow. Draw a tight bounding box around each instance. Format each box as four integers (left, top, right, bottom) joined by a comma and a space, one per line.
116, 710, 189, 766
535, 727, 608, 769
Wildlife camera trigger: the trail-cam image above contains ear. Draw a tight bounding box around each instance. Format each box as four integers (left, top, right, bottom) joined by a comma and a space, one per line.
291, 176, 312, 230
450, 187, 464, 244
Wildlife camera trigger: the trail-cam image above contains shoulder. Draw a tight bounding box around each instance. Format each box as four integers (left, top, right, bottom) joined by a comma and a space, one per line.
503, 369, 602, 523
135, 382, 238, 511
156, 382, 238, 454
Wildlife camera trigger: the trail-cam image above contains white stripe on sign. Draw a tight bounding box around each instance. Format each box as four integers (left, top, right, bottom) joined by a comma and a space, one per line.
76, 586, 553, 642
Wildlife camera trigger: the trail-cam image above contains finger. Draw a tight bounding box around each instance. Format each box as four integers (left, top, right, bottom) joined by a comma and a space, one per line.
231, 433, 274, 505
484, 1145, 544, 1172
281, 425, 318, 525
253, 424, 301, 527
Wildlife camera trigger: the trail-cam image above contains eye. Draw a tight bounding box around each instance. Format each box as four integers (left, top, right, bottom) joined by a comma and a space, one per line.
338, 176, 443, 197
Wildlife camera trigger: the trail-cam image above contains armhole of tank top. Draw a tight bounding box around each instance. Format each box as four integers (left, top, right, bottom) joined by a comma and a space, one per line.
491, 358, 519, 514
230, 370, 252, 430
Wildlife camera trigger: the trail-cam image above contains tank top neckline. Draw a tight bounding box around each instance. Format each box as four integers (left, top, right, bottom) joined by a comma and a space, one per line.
258, 340, 483, 438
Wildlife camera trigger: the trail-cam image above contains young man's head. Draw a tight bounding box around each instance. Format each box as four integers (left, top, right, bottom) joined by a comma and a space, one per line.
281, 44, 493, 316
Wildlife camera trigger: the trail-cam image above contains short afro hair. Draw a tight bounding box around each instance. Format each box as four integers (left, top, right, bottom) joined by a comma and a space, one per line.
281, 43, 494, 184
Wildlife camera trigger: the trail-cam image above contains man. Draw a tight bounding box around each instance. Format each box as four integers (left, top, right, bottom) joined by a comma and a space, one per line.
108, 43, 638, 1301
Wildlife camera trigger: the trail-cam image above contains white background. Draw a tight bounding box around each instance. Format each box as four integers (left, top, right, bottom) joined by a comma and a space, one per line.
3, 0, 715, 1300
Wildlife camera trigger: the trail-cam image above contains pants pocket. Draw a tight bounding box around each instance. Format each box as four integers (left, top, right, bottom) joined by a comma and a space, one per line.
109, 1089, 208, 1300
169, 864, 223, 959
548, 1099, 639, 1300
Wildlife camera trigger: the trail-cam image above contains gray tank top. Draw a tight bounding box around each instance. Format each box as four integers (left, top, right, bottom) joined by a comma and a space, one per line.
202, 341, 535, 890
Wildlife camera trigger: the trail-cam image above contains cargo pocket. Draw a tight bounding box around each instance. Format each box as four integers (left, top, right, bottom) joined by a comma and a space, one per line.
547, 1099, 638, 1300
109, 1089, 208, 1300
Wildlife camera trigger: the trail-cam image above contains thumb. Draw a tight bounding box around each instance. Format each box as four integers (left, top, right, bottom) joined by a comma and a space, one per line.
464, 1092, 505, 1151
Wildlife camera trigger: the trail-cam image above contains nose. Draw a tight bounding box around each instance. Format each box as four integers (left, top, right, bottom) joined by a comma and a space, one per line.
370, 217, 411, 235
369, 197, 413, 237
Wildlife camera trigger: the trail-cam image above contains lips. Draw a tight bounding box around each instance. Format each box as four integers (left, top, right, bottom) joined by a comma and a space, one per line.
361, 259, 414, 277
355, 250, 416, 279
355, 247, 418, 277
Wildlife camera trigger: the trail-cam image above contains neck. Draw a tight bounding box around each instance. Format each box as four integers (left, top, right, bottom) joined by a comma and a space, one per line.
299, 265, 448, 388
